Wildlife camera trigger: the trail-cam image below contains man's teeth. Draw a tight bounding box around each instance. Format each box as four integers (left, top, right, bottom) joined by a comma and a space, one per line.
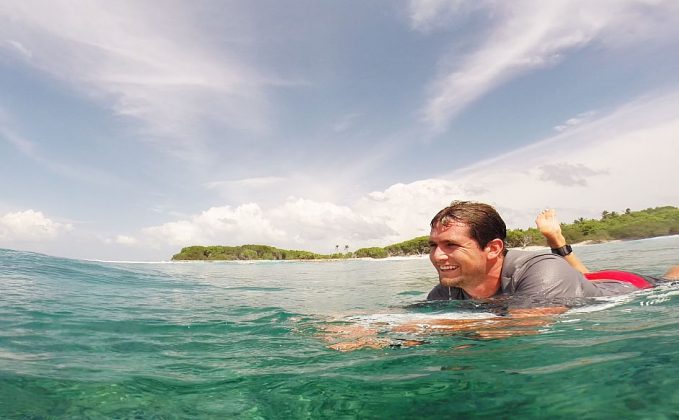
439, 265, 459, 271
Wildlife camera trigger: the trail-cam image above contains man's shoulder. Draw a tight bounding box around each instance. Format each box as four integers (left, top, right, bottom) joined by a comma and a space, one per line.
503, 249, 562, 275
501, 249, 585, 296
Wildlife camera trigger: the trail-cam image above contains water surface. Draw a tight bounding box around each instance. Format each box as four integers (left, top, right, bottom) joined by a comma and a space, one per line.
1, 236, 678, 418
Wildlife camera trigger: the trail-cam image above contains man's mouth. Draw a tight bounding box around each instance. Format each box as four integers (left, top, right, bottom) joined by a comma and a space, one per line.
438, 265, 459, 271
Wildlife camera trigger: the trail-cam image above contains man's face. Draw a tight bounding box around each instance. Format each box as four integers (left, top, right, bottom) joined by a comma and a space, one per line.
429, 221, 490, 289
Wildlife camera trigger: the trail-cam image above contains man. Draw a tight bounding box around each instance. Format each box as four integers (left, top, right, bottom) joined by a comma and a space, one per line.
322, 201, 678, 351
426, 201, 676, 303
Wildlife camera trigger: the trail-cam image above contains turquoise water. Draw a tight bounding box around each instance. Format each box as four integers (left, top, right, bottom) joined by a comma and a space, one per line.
1, 236, 679, 418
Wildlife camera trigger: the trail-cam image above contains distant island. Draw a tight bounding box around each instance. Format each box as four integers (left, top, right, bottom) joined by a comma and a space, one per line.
171, 206, 679, 261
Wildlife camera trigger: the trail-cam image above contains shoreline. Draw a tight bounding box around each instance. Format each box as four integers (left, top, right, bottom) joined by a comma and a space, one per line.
168, 254, 431, 264
159, 235, 679, 264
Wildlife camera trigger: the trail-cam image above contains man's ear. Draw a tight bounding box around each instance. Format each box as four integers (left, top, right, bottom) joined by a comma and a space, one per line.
485, 238, 505, 258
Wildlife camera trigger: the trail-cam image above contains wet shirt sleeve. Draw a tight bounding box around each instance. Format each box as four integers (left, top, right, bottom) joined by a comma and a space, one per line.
509, 254, 594, 301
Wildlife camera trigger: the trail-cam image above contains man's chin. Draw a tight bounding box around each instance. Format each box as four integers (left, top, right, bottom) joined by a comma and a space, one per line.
439, 276, 462, 288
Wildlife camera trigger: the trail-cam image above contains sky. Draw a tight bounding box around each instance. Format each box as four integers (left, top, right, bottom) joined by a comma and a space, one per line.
1, 0, 678, 261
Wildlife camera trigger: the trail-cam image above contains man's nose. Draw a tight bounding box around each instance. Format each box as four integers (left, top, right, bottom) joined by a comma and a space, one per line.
432, 246, 447, 261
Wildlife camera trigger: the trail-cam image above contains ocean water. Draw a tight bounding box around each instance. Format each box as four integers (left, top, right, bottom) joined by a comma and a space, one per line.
1, 236, 679, 419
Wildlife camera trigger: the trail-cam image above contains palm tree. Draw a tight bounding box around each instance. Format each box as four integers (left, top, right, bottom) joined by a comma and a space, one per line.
335, 245, 339, 254
344, 245, 349, 254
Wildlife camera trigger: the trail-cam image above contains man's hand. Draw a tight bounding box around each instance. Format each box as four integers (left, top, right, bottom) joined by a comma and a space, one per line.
535, 208, 566, 248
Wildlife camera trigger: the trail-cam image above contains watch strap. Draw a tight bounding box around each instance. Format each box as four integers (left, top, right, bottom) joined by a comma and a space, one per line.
551, 244, 573, 257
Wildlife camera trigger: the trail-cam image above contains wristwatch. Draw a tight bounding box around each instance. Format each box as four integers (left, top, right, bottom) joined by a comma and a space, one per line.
551, 244, 573, 257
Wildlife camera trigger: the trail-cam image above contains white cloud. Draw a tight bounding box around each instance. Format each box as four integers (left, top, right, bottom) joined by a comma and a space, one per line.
357, 180, 472, 240
141, 203, 286, 247
351, 91, 679, 236
0, 210, 73, 242
270, 197, 396, 243
409, 0, 476, 33
4, 39, 32, 59
0, 1, 279, 157
538, 163, 608, 187
554, 110, 597, 132
414, 0, 679, 132
114, 235, 137, 245
135, 198, 394, 253
439, 89, 679, 226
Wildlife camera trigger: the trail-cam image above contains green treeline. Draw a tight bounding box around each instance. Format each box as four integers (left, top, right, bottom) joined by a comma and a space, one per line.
171, 244, 340, 261
351, 237, 432, 259
506, 206, 679, 247
172, 206, 679, 260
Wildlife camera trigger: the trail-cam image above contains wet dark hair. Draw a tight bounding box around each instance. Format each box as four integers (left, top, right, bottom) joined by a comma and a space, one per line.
430, 201, 507, 248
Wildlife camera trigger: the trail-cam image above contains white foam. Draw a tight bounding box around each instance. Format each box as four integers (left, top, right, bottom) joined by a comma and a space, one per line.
566, 295, 635, 314
347, 312, 499, 326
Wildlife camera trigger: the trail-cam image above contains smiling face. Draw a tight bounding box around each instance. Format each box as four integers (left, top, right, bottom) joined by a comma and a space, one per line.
428, 221, 495, 292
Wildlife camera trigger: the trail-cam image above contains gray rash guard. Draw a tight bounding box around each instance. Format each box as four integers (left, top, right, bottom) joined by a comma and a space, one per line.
427, 250, 641, 301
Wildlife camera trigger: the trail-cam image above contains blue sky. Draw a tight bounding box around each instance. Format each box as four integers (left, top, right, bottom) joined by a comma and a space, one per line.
1, 0, 678, 261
